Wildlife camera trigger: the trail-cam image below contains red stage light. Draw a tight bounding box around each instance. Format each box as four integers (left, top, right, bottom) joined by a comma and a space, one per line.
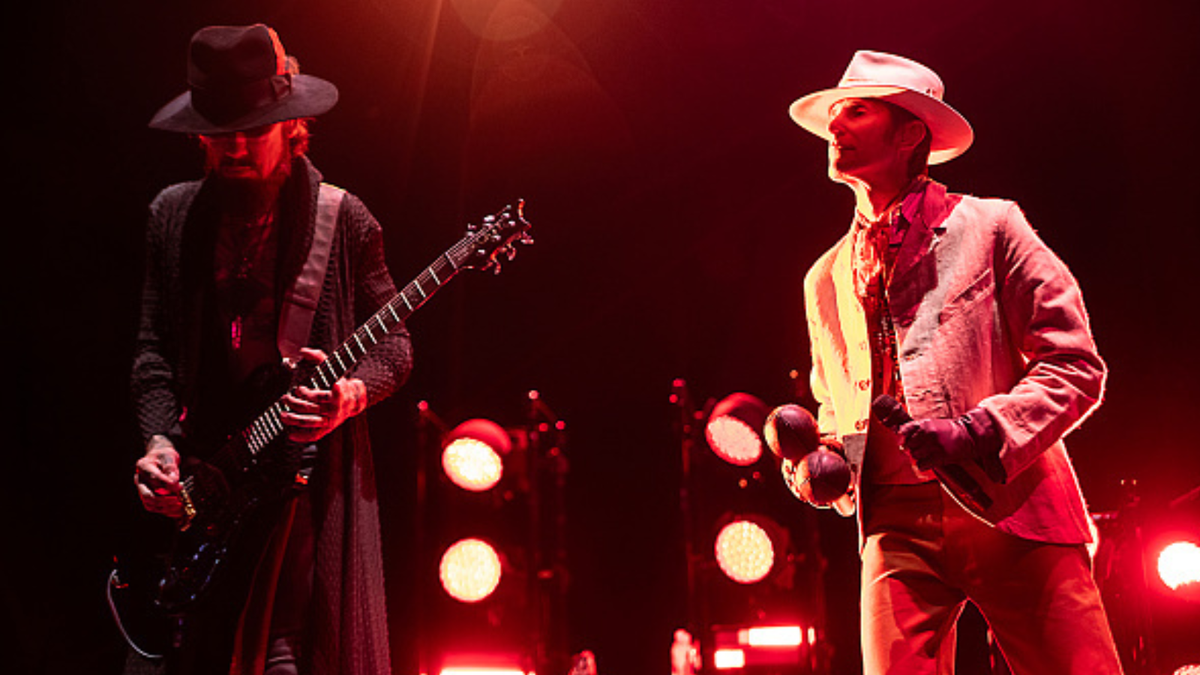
443, 419, 510, 492
714, 519, 775, 584
440, 538, 503, 603
705, 393, 769, 466
1158, 540, 1200, 591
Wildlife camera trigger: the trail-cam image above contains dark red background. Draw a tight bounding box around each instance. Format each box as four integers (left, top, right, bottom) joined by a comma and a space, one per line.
6, 0, 1199, 673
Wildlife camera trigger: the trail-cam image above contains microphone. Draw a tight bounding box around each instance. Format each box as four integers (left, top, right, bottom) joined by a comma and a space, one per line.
870, 395, 993, 511
765, 404, 851, 505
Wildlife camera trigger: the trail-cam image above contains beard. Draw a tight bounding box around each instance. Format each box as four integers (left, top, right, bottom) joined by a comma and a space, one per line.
209, 153, 294, 219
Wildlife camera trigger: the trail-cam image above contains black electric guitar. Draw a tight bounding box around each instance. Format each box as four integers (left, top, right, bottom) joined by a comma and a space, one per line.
109, 201, 532, 658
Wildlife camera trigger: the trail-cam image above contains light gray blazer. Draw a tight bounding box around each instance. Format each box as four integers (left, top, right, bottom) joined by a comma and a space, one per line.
802, 180, 1105, 545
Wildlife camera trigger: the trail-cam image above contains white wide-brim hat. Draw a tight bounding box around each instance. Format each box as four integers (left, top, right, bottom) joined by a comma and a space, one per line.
789, 50, 973, 165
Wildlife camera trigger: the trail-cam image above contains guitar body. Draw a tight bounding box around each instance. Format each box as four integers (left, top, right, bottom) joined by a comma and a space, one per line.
161, 449, 304, 611
110, 416, 311, 659
110, 201, 533, 658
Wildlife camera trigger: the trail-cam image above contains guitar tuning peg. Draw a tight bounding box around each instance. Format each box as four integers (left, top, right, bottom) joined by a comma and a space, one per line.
520, 233, 535, 246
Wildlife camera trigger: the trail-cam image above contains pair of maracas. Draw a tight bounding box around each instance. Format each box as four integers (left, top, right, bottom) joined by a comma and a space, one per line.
763, 404, 852, 506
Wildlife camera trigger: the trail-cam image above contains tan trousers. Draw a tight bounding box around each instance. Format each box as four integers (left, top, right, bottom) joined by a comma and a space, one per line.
860, 482, 1125, 675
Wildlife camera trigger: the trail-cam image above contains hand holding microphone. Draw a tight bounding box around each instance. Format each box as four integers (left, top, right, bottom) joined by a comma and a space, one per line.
871, 394, 1001, 511
764, 404, 851, 506
871, 395, 978, 471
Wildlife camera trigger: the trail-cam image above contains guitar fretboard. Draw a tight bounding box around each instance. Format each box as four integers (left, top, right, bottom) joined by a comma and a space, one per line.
236, 222, 499, 459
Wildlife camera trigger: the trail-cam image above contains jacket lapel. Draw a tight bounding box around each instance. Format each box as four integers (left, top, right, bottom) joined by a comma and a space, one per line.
889, 181, 942, 288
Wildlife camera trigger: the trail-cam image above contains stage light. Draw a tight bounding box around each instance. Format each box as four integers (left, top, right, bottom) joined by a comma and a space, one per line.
713, 649, 746, 670
421, 398, 571, 675
742, 625, 803, 647
711, 624, 812, 672
438, 652, 530, 675
674, 382, 827, 673
1158, 541, 1200, 592
706, 393, 770, 466
714, 519, 775, 584
443, 419, 511, 492
440, 538, 503, 603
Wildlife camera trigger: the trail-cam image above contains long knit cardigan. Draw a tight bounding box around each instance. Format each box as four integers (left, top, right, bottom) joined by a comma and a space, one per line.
132, 155, 412, 674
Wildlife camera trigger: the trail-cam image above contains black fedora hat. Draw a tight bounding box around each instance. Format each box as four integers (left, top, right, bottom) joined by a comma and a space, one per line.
150, 24, 338, 134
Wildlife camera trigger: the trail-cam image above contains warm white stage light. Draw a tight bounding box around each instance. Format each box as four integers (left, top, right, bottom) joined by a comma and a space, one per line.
714, 519, 775, 584
713, 648, 746, 670
440, 538, 503, 602
741, 625, 803, 647
1158, 540, 1200, 591
443, 437, 504, 491
443, 419, 510, 491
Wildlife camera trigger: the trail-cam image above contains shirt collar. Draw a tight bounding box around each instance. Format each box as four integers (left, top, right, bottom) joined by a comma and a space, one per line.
854, 175, 930, 232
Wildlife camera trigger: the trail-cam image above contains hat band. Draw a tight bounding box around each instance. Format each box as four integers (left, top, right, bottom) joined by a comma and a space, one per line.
191, 72, 293, 128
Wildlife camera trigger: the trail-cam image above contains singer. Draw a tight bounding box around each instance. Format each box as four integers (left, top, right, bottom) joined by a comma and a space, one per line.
782, 51, 1122, 673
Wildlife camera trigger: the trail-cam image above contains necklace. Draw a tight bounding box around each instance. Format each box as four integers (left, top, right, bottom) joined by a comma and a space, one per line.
218, 210, 277, 350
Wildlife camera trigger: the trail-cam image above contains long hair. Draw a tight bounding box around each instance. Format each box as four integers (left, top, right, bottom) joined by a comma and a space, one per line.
196, 117, 312, 174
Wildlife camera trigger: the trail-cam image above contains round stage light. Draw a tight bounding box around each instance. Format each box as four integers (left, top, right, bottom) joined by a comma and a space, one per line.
1158, 540, 1200, 591
714, 519, 775, 584
443, 419, 511, 492
706, 393, 770, 466
706, 417, 762, 466
443, 437, 504, 492
440, 538, 503, 603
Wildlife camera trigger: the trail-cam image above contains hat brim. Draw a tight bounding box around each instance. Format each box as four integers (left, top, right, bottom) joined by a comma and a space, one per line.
149, 74, 338, 134
789, 85, 973, 164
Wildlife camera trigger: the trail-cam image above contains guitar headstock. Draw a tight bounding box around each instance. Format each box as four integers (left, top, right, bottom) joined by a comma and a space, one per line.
462, 200, 534, 274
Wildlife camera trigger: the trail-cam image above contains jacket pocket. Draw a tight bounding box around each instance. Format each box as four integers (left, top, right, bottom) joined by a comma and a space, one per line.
938, 267, 995, 324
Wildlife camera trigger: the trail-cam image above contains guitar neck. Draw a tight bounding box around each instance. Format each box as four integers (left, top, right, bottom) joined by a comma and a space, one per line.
238, 235, 479, 458
310, 245, 469, 386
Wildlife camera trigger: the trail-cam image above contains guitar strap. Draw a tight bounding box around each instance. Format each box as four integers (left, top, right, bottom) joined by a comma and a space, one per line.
278, 182, 345, 362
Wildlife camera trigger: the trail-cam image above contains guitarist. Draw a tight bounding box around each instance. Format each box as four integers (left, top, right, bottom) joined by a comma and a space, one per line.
132, 24, 412, 675
780, 51, 1123, 674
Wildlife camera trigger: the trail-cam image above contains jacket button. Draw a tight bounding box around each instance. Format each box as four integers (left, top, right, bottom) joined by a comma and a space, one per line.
857, 380, 870, 391
855, 419, 868, 431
